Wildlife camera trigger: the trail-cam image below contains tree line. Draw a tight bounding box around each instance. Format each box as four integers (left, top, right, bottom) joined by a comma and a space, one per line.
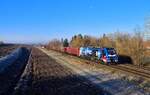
46, 31, 149, 66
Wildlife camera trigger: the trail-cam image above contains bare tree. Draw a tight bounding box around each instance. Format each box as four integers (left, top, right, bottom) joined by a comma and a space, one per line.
47, 39, 62, 51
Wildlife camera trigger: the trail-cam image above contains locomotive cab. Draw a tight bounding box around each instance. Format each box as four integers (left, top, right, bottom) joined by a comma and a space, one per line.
103, 48, 118, 64
97, 48, 118, 64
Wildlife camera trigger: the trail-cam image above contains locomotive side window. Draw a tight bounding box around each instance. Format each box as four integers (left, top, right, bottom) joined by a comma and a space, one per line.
107, 49, 116, 55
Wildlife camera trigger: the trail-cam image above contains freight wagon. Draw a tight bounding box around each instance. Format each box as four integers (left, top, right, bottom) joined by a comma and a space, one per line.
63, 47, 118, 64
63, 47, 80, 56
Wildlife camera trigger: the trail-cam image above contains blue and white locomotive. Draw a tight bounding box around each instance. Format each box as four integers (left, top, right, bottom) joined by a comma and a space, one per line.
79, 47, 118, 64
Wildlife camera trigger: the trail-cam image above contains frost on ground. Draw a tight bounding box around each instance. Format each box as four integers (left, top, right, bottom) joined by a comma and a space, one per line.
41, 48, 150, 95
0, 47, 30, 95
0, 44, 19, 58
0, 48, 22, 72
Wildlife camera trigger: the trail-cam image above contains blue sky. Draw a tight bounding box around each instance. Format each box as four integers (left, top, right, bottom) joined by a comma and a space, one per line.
0, 0, 150, 43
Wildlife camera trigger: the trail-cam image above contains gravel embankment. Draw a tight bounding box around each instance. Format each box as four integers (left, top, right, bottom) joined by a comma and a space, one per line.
41, 49, 150, 95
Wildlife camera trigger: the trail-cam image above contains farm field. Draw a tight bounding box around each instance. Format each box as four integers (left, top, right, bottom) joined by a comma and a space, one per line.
14, 47, 108, 95
0, 44, 20, 58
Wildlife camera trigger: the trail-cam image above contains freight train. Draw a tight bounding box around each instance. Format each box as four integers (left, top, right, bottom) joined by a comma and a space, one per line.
63, 47, 118, 64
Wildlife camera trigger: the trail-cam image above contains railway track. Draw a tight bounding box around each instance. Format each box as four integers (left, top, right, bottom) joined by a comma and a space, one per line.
110, 65, 150, 80
59, 52, 150, 80
44, 49, 150, 80
121, 64, 150, 72
86, 60, 150, 80
81, 59, 150, 80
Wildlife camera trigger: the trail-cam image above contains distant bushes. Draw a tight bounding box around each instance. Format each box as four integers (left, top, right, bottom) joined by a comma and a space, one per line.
70, 34, 94, 47
46, 39, 62, 51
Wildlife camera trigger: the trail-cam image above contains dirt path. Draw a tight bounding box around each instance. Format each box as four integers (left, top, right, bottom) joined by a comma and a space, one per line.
40, 48, 150, 95
15, 48, 108, 95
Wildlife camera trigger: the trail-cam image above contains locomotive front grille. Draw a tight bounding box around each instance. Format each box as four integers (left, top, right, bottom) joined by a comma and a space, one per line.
110, 57, 115, 62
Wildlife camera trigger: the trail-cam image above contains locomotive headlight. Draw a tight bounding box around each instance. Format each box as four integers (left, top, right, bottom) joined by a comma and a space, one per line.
115, 57, 118, 62
115, 59, 118, 62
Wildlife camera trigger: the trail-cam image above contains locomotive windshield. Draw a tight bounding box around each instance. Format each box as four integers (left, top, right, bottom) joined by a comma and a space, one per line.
107, 49, 116, 55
